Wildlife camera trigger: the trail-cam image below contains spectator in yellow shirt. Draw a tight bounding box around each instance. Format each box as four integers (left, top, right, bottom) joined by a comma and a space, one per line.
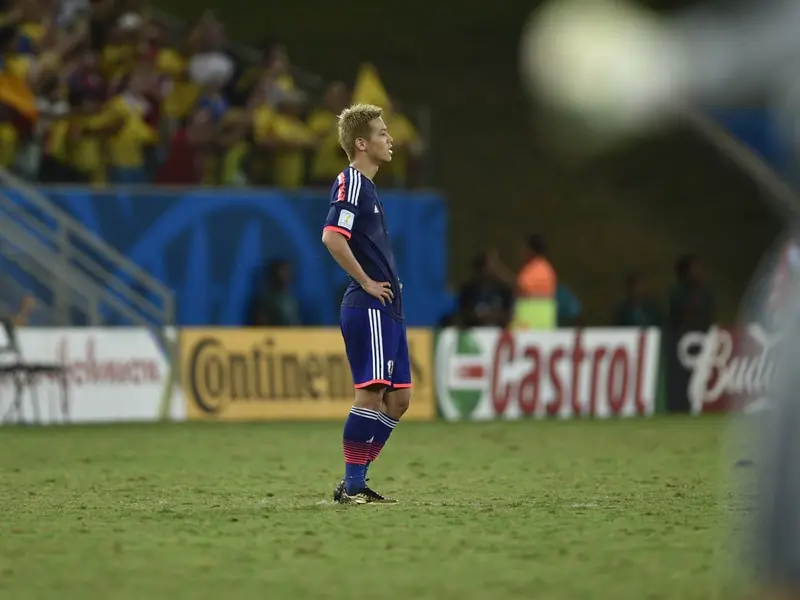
187, 81, 232, 184
262, 91, 316, 188
218, 107, 251, 185
8, 0, 48, 77
17, 0, 45, 44
242, 55, 301, 185
102, 13, 146, 90
103, 64, 158, 184
0, 23, 45, 172
63, 88, 113, 185
246, 88, 275, 185
235, 41, 295, 106
0, 16, 32, 80
158, 47, 199, 121
306, 81, 349, 186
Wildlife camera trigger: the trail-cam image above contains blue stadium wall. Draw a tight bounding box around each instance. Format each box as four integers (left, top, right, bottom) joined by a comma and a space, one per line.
17, 188, 452, 327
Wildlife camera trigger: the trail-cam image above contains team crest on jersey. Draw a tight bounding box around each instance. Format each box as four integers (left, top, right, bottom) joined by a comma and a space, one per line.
374, 205, 379, 214
387, 360, 394, 376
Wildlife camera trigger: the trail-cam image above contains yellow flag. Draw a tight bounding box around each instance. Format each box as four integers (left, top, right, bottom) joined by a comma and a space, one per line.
0, 71, 37, 122
352, 63, 390, 112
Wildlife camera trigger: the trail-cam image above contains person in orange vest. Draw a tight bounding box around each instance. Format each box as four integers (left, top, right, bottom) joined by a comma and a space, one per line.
488, 234, 558, 329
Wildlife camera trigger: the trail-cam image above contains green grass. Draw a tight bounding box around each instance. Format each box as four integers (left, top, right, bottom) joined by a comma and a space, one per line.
0, 417, 736, 599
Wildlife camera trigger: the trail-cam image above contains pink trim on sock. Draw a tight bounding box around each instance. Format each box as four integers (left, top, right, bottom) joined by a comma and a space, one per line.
368, 443, 385, 462
343, 440, 371, 465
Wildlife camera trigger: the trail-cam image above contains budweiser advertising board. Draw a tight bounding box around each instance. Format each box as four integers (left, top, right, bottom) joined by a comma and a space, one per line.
435, 327, 661, 421
664, 324, 776, 414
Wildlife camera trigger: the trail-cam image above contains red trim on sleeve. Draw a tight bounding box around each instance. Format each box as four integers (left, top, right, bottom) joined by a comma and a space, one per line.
323, 225, 352, 239
336, 171, 347, 202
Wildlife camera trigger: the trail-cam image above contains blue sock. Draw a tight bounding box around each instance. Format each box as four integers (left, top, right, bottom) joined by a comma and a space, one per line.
367, 412, 398, 471
343, 406, 378, 494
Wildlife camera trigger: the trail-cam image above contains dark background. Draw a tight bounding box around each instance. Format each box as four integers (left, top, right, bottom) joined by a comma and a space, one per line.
159, 0, 780, 324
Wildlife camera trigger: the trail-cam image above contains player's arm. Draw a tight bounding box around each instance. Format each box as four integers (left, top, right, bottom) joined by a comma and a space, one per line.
322, 229, 394, 304
322, 230, 394, 306
321, 186, 393, 305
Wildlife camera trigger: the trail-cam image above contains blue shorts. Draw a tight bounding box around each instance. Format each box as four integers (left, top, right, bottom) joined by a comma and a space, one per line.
340, 306, 412, 389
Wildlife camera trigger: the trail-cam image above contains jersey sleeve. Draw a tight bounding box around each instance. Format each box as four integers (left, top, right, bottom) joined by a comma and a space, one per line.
322, 168, 363, 240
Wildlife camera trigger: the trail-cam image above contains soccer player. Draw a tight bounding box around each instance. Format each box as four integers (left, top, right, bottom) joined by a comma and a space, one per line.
321, 104, 411, 505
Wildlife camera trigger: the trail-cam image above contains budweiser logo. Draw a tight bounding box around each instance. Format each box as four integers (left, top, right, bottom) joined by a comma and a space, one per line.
676, 324, 778, 414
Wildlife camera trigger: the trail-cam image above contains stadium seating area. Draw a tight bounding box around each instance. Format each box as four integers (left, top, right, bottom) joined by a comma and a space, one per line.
0, 2, 424, 188
0, 0, 784, 325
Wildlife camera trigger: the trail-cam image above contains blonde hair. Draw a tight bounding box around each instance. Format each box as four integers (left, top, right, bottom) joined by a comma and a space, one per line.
337, 104, 383, 161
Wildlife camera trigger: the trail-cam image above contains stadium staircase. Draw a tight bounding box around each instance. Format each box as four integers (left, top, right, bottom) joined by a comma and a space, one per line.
0, 167, 175, 328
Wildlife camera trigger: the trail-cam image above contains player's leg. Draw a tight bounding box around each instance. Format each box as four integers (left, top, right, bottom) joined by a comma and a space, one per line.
368, 392, 406, 466
369, 321, 412, 468
752, 391, 800, 596
358, 388, 408, 502
750, 316, 800, 598
336, 306, 390, 504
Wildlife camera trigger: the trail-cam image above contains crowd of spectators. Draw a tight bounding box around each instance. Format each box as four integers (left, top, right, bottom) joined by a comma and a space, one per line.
0, 1, 425, 188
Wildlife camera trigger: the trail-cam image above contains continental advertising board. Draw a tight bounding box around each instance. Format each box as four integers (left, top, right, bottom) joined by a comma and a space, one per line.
179, 328, 435, 421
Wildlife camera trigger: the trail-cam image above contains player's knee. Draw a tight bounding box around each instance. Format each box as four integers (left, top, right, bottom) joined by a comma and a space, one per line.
385, 388, 411, 419
353, 385, 385, 411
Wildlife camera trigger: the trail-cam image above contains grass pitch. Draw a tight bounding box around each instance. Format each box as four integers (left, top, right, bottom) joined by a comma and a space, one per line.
0, 417, 734, 599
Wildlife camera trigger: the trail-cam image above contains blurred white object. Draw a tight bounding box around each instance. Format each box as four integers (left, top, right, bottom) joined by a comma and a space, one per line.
189, 53, 234, 88
521, 0, 800, 141
118, 12, 143, 31
521, 0, 684, 136
58, 0, 88, 28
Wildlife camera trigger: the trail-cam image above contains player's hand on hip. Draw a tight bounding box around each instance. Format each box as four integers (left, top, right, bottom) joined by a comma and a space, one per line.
362, 279, 394, 305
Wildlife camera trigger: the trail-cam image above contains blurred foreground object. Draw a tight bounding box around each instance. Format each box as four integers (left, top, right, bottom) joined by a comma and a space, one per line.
521, 0, 682, 141
521, 0, 800, 152
525, 2, 800, 596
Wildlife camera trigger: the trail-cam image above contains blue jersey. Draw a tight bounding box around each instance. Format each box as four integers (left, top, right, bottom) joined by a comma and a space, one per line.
322, 166, 403, 320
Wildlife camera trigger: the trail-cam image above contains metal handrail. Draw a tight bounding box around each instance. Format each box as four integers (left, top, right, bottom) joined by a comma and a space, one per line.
0, 167, 175, 325
0, 227, 102, 324
0, 216, 161, 327
0, 193, 166, 324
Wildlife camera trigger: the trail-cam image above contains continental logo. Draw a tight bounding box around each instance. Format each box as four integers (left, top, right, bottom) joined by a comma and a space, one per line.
188, 336, 350, 412
181, 330, 430, 419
